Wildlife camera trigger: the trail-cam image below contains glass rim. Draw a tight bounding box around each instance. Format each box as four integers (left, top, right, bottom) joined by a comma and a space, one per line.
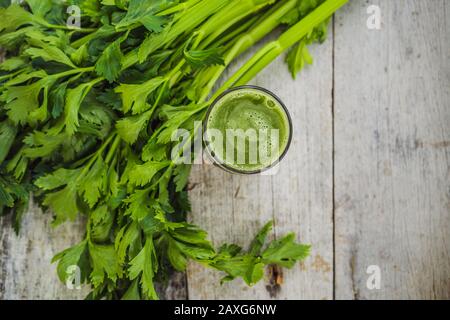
203, 85, 293, 175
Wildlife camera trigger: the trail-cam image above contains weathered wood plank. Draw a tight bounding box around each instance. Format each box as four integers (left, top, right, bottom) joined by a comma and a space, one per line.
0, 199, 89, 300
187, 32, 334, 299
3, 0, 449, 300
334, 0, 450, 299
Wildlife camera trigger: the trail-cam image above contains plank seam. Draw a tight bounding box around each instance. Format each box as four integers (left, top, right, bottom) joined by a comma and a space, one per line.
331, 14, 337, 301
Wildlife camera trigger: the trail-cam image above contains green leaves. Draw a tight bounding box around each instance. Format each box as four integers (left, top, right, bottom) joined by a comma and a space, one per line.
70, 44, 89, 66
25, 0, 53, 17
52, 240, 90, 284
114, 0, 170, 30
35, 168, 81, 190
89, 242, 122, 287
115, 222, 140, 263
43, 184, 79, 226
249, 221, 273, 256
25, 43, 77, 68
127, 161, 171, 187
35, 150, 115, 228
0, 57, 25, 71
65, 84, 90, 135
89, 205, 114, 242
169, 231, 215, 261
299, 0, 327, 18
199, 220, 310, 285
116, 110, 152, 144
49, 82, 68, 118
0, 121, 17, 165
140, 15, 168, 33
166, 236, 187, 271
0, 4, 41, 33
156, 104, 200, 144
0, 177, 15, 209
159, 220, 307, 287
124, 188, 156, 221
128, 237, 158, 300
121, 279, 140, 300
184, 47, 225, 69
214, 254, 264, 286
65, 78, 102, 135
0, 175, 29, 227
173, 164, 191, 192
79, 157, 108, 208
115, 77, 164, 114
95, 39, 123, 82
2, 78, 54, 125
285, 19, 330, 79
137, 0, 229, 63
209, 222, 310, 286
53, 239, 122, 289
285, 7, 330, 79
286, 40, 313, 79
36, 157, 108, 223
261, 233, 311, 268
23, 131, 66, 158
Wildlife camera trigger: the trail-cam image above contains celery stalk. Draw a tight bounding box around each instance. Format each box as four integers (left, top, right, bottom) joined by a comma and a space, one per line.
218, 0, 348, 91
198, 0, 299, 102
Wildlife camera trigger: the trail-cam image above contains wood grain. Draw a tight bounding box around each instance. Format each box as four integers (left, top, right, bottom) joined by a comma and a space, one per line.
2, 0, 450, 300
187, 33, 334, 299
0, 199, 89, 299
334, 0, 450, 299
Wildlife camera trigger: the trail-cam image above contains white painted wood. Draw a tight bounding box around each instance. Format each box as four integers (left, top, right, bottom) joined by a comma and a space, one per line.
187, 32, 334, 299
334, 0, 450, 299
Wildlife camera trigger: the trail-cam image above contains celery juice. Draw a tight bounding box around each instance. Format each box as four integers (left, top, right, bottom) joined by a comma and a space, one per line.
204, 86, 292, 173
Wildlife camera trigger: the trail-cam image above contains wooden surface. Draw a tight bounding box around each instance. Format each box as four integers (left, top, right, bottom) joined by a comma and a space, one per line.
1, 0, 449, 300
333, 0, 450, 299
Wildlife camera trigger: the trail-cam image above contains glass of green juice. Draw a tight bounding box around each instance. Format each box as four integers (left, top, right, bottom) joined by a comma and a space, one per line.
203, 86, 292, 174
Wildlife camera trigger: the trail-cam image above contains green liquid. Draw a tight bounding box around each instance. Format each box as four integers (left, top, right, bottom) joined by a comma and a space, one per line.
205, 87, 291, 172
